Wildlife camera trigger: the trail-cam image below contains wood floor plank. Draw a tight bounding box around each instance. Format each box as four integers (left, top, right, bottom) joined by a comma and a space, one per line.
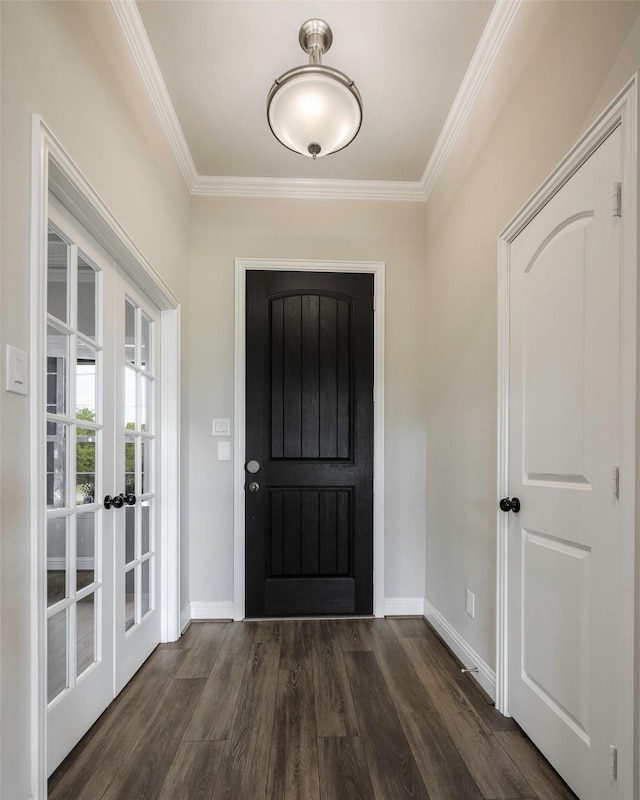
344, 651, 430, 799
100, 678, 206, 800
157, 741, 226, 800
454, 674, 519, 732
49, 649, 188, 800
337, 619, 373, 652
389, 618, 465, 684
175, 621, 230, 679
318, 737, 376, 800
389, 617, 517, 732
400, 711, 483, 800
211, 641, 281, 800
494, 731, 579, 800
312, 620, 359, 737
367, 619, 435, 716
267, 662, 321, 799
280, 619, 314, 669
402, 637, 536, 799
183, 622, 256, 741
249, 620, 284, 642
158, 621, 200, 650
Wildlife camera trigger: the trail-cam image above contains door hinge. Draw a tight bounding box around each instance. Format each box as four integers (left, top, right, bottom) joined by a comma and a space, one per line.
613, 182, 622, 217
373, 294, 376, 311
609, 745, 618, 781
612, 466, 620, 500
373, 386, 376, 403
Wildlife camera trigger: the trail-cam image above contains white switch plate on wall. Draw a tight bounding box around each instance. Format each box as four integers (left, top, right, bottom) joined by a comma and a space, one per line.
212, 418, 230, 436
217, 441, 231, 461
466, 589, 475, 619
5, 345, 28, 396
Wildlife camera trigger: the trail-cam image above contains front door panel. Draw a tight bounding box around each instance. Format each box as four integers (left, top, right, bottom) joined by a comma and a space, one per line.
246, 271, 374, 616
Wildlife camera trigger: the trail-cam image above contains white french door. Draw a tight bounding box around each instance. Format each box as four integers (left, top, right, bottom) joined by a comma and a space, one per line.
114, 279, 160, 693
45, 196, 161, 775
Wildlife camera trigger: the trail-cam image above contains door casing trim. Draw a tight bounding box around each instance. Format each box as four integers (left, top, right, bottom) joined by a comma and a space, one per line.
496, 74, 638, 798
29, 114, 182, 798
234, 258, 385, 621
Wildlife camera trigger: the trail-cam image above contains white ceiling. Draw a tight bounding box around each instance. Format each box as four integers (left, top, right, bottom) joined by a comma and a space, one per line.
135, 1, 495, 185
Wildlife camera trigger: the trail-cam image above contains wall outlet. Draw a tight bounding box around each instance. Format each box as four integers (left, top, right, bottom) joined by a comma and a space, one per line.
466, 590, 475, 619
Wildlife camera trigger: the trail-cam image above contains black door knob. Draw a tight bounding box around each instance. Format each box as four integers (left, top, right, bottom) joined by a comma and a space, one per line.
499, 497, 521, 513
104, 494, 114, 510
123, 493, 137, 506
111, 494, 125, 509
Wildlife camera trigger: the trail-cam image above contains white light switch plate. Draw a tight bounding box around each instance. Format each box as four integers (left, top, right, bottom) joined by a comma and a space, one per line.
212, 418, 230, 436
5, 345, 28, 396
217, 441, 231, 461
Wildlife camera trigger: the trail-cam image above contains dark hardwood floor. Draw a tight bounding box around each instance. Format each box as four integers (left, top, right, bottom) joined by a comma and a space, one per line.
49, 618, 578, 800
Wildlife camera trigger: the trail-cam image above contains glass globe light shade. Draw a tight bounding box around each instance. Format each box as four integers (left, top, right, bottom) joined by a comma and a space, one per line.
267, 66, 362, 158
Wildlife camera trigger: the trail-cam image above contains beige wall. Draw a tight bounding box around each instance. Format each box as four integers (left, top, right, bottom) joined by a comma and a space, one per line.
423, 0, 640, 670
188, 197, 427, 608
0, 2, 190, 797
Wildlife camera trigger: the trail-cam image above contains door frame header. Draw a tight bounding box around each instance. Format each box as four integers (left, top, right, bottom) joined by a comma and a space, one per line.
233, 258, 386, 620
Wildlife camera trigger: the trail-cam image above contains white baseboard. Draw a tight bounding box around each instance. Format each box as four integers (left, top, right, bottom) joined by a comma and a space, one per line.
189, 601, 235, 621
180, 604, 191, 633
423, 597, 496, 701
384, 597, 425, 616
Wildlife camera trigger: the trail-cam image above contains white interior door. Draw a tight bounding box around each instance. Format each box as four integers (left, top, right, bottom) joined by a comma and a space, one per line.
114, 277, 161, 693
506, 127, 622, 799
45, 198, 162, 773
46, 197, 115, 775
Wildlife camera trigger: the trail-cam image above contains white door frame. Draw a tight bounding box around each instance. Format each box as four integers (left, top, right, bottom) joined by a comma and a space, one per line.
233, 258, 385, 620
29, 114, 182, 798
496, 75, 638, 798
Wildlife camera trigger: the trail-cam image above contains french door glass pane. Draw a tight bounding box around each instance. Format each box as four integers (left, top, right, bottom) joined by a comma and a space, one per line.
76, 342, 98, 422
124, 368, 136, 429
76, 428, 96, 505
141, 501, 150, 555
77, 512, 95, 590
77, 255, 97, 339
47, 423, 68, 509
140, 376, 149, 432
48, 610, 67, 702
141, 439, 150, 494
125, 569, 135, 631
125, 507, 135, 565
47, 517, 67, 606
141, 313, 151, 371
125, 436, 135, 495
141, 560, 150, 617
47, 230, 68, 323
125, 300, 136, 365
76, 594, 95, 676
47, 326, 69, 417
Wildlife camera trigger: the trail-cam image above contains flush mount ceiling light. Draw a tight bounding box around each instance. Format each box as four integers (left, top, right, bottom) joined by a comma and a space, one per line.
267, 19, 363, 160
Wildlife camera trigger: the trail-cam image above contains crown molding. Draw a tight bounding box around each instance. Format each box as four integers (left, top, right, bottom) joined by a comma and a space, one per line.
418, 0, 523, 199
110, 0, 198, 188
192, 174, 425, 202
112, 0, 522, 203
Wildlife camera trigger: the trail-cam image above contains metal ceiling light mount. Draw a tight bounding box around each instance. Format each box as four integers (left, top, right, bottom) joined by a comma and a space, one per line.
267, 19, 363, 159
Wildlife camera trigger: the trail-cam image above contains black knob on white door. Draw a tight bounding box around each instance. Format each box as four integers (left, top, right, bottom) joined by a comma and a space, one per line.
499, 497, 521, 513
104, 493, 137, 510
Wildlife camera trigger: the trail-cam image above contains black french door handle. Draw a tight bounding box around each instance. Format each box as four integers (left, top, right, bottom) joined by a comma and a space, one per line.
103, 493, 137, 509
499, 497, 521, 513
